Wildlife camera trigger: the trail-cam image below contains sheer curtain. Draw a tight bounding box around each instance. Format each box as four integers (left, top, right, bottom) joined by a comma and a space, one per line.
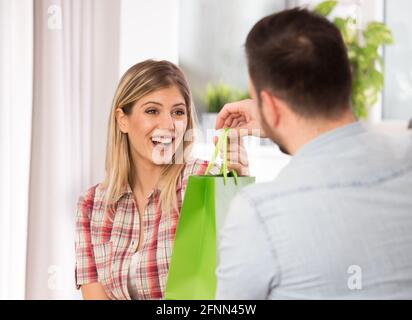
25, 0, 120, 299
26, 0, 94, 299
0, 0, 33, 300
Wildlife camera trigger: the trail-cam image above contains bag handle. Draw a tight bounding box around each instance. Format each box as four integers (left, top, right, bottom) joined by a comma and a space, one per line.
204, 128, 238, 185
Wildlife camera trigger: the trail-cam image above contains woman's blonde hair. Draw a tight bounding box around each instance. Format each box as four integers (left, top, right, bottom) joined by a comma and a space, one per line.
101, 60, 196, 218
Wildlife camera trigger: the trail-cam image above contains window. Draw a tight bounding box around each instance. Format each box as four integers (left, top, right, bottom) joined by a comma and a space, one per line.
383, 0, 412, 120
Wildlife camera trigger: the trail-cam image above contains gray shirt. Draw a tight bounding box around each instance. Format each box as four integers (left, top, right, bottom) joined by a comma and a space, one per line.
216, 122, 412, 299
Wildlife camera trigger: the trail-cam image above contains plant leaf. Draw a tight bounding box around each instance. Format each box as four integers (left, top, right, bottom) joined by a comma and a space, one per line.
314, 0, 337, 17
364, 22, 394, 46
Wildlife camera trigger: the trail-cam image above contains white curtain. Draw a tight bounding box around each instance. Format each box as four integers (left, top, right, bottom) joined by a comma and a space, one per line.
25, 0, 120, 299
26, 0, 93, 299
0, 0, 33, 300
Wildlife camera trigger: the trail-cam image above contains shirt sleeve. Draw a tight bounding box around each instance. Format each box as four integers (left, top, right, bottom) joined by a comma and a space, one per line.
192, 158, 221, 176
74, 188, 98, 289
215, 192, 279, 300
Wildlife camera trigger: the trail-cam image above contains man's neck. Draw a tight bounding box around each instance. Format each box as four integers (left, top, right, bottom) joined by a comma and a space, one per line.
287, 112, 357, 156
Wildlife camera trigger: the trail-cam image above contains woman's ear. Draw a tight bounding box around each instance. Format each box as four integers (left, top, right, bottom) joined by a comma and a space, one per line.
260, 90, 280, 128
115, 108, 129, 134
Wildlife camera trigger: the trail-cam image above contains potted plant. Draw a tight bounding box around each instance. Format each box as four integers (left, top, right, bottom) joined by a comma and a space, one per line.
314, 0, 394, 119
201, 83, 249, 131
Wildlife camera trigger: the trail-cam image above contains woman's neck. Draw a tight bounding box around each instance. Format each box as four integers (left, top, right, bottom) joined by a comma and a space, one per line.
132, 156, 163, 197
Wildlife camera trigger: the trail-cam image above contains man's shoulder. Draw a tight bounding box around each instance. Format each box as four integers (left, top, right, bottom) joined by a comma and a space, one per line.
237, 179, 284, 208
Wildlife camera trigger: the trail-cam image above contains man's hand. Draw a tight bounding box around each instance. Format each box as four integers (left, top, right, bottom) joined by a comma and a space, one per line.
213, 131, 249, 177
215, 99, 267, 138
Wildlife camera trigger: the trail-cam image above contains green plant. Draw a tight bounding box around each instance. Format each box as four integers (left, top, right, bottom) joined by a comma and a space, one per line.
314, 0, 394, 119
204, 83, 249, 113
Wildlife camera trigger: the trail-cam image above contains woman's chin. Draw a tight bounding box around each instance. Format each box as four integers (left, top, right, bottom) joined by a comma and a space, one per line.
150, 147, 175, 165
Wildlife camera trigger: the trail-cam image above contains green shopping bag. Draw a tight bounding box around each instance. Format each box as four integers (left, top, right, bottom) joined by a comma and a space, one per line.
165, 128, 255, 300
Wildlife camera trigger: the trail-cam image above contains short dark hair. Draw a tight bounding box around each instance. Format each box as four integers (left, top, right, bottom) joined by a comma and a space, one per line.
245, 8, 352, 119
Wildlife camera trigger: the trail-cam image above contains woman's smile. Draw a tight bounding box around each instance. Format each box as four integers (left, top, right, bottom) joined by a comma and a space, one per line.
150, 134, 175, 147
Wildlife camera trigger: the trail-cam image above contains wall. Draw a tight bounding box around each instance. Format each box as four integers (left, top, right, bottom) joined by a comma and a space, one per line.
119, 0, 179, 77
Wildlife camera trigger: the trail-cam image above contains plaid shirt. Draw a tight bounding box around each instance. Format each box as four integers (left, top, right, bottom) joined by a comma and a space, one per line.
75, 158, 220, 300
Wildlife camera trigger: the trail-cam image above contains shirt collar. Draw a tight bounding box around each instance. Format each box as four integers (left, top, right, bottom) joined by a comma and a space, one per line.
112, 164, 186, 203
294, 121, 366, 159
114, 183, 160, 203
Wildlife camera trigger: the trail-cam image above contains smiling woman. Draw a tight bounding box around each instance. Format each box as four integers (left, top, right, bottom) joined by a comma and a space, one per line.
116, 86, 188, 167
74, 59, 249, 300
104, 60, 200, 220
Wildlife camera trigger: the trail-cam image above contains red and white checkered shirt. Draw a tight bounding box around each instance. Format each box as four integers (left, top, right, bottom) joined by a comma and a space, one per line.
75, 158, 219, 300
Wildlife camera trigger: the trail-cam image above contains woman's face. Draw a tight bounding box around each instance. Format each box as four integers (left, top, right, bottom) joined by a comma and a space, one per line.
117, 86, 189, 166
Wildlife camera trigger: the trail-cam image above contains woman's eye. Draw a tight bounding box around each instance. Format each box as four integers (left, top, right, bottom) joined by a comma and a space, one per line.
145, 109, 158, 115
174, 110, 186, 116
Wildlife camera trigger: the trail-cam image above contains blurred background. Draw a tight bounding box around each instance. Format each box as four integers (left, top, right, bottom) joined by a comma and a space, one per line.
0, 0, 411, 299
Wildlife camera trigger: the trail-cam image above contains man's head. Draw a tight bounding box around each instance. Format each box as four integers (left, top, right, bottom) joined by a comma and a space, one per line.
245, 8, 354, 154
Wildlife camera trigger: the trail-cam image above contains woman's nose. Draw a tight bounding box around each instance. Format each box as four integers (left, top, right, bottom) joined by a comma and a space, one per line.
159, 112, 175, 130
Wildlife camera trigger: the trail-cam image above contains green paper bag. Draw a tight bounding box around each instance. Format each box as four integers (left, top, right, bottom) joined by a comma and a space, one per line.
165, 129, 255, 300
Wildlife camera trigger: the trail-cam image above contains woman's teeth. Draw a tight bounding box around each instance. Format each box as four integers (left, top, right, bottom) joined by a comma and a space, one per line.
151, 137, 174, 146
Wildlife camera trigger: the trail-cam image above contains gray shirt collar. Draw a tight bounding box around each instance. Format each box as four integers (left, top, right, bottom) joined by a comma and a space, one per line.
293, 121, 366, 158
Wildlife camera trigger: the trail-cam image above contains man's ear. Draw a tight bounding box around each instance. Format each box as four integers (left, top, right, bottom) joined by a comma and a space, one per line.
260, 90, 280, 128
115, 108, 129, 134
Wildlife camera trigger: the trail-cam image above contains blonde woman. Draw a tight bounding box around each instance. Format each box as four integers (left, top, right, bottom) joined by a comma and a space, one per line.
74, 60, 249, 300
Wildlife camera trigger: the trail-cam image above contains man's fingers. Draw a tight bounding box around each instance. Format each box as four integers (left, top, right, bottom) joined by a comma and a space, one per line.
235, 116, 247, 126
227, 162, 249, 177
231, 117, 241, 128
223, 114, 236, 128
215, 103, 243, 129
221, 113, 247, 129
215, 100, 253, 130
